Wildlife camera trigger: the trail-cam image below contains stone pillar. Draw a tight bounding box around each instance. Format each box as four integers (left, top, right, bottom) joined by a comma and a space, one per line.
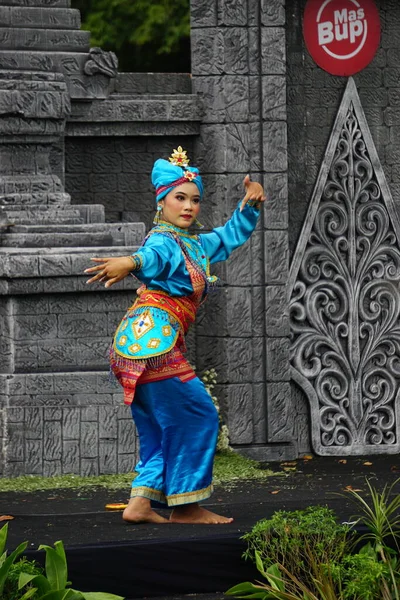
0, 70, 71, 228
191, 0, 295, 460
0, 1, 117, 100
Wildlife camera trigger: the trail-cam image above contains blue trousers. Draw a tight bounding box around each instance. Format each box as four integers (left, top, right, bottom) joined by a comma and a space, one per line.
130, 376, 219, 506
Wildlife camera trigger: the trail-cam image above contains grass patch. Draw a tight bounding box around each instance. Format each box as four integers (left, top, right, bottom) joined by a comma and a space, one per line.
213, 450, 275, 484
0, 451, 276, 493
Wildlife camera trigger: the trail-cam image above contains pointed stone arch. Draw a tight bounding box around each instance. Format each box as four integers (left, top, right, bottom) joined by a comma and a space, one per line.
289, 77, 400, 455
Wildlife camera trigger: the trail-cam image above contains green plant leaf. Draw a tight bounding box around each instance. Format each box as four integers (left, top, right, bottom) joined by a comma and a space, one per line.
19, 572, 51, 595
19, 572, 40, 588
63, 590, 86, 600
226, 581, 267, 597
0, 540, 28, 595
266, 565, 285, 592
81, 593, 125, 600
255, 551, 268, 578
39, 590, 79, 600
358, 542, 376, 558
18, 586, 39, 600
0, 524, 8, 556
54, 541, 67, 566
38, 544, 68, 590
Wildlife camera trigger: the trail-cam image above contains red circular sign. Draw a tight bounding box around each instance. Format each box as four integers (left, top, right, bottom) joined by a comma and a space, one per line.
303, 0, 381, 76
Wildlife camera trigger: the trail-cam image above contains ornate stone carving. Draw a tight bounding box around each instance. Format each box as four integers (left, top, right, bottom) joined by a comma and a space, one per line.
289, 78, 400, 455
84, 47, 118, 78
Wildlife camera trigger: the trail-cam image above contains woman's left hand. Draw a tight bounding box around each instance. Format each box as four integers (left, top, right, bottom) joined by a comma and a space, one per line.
240, 175, 267, 212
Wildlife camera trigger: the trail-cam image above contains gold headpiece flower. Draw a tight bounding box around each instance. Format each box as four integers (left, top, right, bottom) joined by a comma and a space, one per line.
184, 171, 196, 181
169, 146, 190, 168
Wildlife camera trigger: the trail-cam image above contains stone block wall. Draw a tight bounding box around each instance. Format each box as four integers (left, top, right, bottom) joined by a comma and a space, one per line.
0, 287, 140, 477
65, 136, 195, 229
3, 291, 135, 373
190, 0, 293, 460
287, 0, 400, 453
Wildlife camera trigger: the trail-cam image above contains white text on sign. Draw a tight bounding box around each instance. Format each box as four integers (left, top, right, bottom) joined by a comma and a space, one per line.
318, 9, 366, 46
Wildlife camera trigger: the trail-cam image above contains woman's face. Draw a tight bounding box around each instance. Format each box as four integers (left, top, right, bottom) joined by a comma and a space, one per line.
159, 182, 201, 229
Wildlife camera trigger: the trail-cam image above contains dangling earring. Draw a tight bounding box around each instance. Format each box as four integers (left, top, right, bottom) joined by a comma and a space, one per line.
195, 217, 204, 229
153, 205, 162, 225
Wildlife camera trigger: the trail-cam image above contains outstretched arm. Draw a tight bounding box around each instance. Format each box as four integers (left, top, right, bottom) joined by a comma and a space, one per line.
84, 235, 178, 288
200, 175, 267, 264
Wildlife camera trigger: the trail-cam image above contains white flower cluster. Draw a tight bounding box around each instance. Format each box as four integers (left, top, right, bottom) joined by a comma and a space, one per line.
201, 368, 230, 452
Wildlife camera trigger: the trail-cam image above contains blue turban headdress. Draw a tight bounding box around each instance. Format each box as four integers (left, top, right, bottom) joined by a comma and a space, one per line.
151, 147, 203, 203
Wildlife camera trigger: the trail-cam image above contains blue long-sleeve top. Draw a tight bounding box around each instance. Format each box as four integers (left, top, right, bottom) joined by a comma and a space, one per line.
132, 201, 260, 296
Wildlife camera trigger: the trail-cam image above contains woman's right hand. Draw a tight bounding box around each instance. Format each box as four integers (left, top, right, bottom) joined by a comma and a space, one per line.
84, 256, 135, 288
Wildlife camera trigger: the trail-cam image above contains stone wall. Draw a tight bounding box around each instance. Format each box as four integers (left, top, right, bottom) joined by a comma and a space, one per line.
287, 0, 400, 453
1, 290, 139, 477
65, 136, 195, 228
288, 0, 400, 255
190, 0, 293, 460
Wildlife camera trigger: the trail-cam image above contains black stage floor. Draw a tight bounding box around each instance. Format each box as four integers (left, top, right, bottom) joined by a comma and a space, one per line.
1, 456, 399, 599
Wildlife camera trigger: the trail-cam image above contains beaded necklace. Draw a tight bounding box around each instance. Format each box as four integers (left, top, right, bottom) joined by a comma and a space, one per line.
147, 221, 217, 286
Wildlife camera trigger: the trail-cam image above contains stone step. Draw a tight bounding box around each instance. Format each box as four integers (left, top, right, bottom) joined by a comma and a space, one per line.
0, 89, 67, 119
0, 193, 71, 206
0, 27, 90, 52
0, 206, 81, 222
0, 69, 64, 82
0, 245, 140, 279
0, 50, 86, 74
11, 222, 146, 245
2, 231, 115, 248
0, 175, 63, 195
5, 214, 84, 225
1, 0, 71, 7
114, 72, 192, 95
67, 94, 203, 126
0, 204, 105, 225
0, 7, 81, 30
0, 52, 113, 100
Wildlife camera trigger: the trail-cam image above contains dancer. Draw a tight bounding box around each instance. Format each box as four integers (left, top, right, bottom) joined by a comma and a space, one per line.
85, 147, 266, 524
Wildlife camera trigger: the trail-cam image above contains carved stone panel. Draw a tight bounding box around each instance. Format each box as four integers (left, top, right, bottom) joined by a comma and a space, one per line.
289, 78, 400, 455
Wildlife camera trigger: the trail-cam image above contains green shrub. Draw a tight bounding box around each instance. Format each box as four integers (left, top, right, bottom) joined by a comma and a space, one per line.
0, 524, 29, 599
330, 550, 390, 600
229, 481, 400, 600
242, 505, 353, 590
3, 557, 43, 600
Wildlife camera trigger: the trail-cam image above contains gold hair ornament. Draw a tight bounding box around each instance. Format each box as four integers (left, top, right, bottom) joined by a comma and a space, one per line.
169, 146, 190, 168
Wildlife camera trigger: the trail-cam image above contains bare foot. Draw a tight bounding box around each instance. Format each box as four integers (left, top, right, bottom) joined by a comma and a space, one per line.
170, 503, 233, 524
123, 497, 169, 524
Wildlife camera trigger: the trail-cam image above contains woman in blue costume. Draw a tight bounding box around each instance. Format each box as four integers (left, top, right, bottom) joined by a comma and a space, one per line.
85, 147, 266, 524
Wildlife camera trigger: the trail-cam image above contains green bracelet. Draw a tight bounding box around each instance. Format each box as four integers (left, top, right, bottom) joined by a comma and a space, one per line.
128, 255, 143, 271
246, 199, 261, 209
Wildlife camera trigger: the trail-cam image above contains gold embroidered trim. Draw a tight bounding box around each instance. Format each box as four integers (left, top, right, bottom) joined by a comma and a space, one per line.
147, 338, 161, 349
166, 484, 213, 506
130, 486, 166, 503
155, 220, 199, 239
131, 311, 155, 340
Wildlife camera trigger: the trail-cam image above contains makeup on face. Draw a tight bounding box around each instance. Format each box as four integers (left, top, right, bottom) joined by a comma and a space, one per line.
160, 182, 201, 229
